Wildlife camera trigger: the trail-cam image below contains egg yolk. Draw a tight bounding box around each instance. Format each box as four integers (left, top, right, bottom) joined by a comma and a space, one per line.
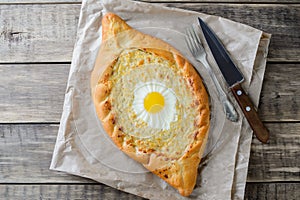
144, 92, 165, 113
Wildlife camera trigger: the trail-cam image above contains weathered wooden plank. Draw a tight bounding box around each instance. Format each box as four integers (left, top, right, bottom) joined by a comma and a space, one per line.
150, 0, 300, 2
0, 0, 299, 4
0, 4, 299, 62
245, 182, 300, 200
149, 0, 300, 2
0, 63, 298, 123
0, 4, 80, 63
0, 123, 299, 183
0, 64, 69, 123
0, 183, 299, 200
248, 123, 300, 182
0, 0, 81, 3
0, 184, 145, 200
0, 124, 91, 183
259, 63, 300, 121
165, 3, 300, 62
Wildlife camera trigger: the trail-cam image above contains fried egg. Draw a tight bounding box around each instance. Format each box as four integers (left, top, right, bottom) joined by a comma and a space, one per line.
133, 81, 177, 130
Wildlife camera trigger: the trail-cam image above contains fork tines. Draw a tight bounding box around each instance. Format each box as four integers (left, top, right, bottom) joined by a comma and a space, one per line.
185, 25, 205, 56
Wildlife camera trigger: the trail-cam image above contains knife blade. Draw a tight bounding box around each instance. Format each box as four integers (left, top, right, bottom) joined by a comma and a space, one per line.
198, 17, 269, 143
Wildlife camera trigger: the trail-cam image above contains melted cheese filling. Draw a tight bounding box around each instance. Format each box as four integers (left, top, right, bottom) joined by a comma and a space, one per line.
109, 49, 199, 159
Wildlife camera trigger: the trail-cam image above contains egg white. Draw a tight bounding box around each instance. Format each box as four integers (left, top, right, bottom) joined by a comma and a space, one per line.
132, 81, 177, 130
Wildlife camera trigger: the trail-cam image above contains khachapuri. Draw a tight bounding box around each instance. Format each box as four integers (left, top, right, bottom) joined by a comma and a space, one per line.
91, 13, 210, 196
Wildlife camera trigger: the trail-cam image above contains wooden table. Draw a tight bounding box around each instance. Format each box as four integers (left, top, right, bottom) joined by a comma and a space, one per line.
0, 0, 299, 199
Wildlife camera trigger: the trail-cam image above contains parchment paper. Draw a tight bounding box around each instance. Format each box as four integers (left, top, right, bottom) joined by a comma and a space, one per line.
50, 0, 271, 199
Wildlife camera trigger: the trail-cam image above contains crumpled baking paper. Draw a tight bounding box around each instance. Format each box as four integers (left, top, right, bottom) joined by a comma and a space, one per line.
50, 0, 271, 199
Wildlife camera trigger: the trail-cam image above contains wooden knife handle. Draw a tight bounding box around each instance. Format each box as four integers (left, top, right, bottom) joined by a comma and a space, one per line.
231, 84, 269, 143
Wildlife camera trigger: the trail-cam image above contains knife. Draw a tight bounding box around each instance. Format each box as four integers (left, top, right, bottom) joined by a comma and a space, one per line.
198, 17, 269, 143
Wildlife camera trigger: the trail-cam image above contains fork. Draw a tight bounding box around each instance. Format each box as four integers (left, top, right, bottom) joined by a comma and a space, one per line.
185, 24, 239, 122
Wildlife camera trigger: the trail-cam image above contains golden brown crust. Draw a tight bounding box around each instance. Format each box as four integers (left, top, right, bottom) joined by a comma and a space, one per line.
92, 13, 210, 197
101, 13, 131, 41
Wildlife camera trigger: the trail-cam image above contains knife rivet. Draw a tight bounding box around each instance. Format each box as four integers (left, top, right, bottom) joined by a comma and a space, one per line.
237, 90, 242, 96
246, 106, 251, 112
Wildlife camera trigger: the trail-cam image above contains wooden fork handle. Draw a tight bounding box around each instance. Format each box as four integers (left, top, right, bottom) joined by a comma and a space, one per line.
231, 84, 269, 143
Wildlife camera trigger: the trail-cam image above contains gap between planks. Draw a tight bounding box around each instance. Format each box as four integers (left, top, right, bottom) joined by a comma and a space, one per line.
0, 123, 299, 183
0, 4, 299, 62
0, 1, 300, 5
0, 63, 299, 122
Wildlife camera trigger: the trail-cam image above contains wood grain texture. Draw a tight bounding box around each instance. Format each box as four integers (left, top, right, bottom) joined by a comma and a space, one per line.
0, 183, 299, 200
0, 124, 91, 183
0, 0, 81, 3
0, 0, 299, 4
0, 64, 69, 123
0, 184, 145, 200
0, 4, 80, 63
165, 3, 300, 62
0, 63, 298, 123
0, 4, 299, 62
0, 1, 299, 199
248, 123, 300, 182
245, 182, 300, 200
259, 63, 300, 121
0, 123, 298, 183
